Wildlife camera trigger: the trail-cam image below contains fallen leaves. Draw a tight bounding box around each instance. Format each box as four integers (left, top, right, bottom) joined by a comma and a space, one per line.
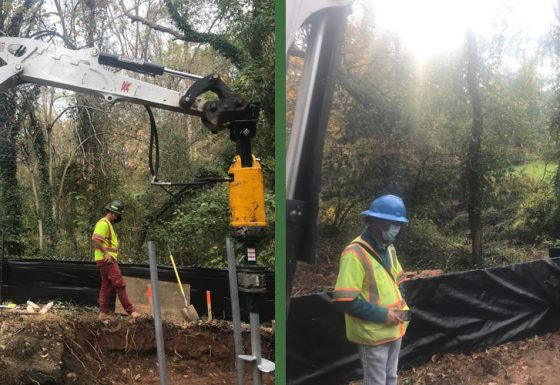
399, 329, 560, 385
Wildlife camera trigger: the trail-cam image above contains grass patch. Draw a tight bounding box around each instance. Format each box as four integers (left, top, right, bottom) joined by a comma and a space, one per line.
513, 160, 557, 182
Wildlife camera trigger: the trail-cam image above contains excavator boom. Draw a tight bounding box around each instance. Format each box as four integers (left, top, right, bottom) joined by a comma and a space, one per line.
0, 37, 205, 115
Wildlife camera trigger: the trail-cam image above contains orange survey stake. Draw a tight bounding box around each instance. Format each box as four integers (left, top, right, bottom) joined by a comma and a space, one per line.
206, 290, 213, 321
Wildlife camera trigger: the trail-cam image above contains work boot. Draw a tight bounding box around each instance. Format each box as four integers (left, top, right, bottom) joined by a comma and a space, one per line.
129, 311, 142, 319
98, 312, 113, 321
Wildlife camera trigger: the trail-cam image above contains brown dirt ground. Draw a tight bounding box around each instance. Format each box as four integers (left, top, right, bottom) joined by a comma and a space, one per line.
0, 306, 274, 385
291, 261, 339, 296
348, 329, 560, 385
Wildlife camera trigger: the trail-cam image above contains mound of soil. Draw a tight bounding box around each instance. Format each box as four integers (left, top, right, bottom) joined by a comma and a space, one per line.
0, 307, 274, 385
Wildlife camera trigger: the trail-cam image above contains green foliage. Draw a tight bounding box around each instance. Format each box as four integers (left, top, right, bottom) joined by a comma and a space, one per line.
164, 185, 230, 266
513, 161, 557, 181
397, 217, 469, 271
144, 185, 275, 268
481, 241, 545, 268
508, 184, 556, 242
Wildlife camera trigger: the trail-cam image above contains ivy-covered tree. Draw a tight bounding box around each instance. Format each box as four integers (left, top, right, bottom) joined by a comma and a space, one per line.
0, 0, 35, 255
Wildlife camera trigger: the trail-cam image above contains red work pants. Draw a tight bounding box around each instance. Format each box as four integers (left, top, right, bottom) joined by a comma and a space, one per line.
96, 260, 134, 314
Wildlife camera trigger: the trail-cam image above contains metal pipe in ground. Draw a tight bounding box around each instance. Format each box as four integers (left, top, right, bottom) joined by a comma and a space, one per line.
226, 238, 245, 385
250, 311, 263, 385
148, 241, 168, 385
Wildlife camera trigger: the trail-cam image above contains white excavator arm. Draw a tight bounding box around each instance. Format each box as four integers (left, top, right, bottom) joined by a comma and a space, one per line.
0, 36, 259, 135
0, 37, 203, 114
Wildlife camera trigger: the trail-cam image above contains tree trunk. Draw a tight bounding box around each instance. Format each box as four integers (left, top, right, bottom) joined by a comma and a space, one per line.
29, 169, 43, 250
466, 30, 484, 265
30, 105, 56, 249
0, 93, 24, 255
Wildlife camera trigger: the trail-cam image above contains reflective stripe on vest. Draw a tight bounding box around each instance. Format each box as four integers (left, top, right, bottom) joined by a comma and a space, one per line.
344, 245, 380, 305
98, 219, 117, 251
101, 218, 112, 245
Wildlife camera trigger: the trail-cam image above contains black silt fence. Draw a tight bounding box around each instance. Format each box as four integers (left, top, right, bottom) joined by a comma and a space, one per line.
287, 257, 560, 385
0, 259, 274, 322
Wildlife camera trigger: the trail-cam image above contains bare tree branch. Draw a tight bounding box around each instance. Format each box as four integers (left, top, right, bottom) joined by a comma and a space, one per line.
120, 0, 244, 68
122, 6, 189, 42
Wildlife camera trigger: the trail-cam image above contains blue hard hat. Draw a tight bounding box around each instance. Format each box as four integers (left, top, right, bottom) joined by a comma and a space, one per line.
361, 194, 409, 223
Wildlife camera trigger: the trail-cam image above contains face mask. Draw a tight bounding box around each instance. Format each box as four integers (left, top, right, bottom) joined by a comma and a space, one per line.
382, 224, 401, 244
113, 215, 122, 224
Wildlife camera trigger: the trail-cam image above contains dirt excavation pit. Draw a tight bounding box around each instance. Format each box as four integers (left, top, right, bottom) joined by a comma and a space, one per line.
0, 307, 274, 385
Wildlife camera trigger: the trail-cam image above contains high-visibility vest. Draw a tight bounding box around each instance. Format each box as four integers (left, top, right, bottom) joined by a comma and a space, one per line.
91, 218, 119, 261
333, 235, 409, 346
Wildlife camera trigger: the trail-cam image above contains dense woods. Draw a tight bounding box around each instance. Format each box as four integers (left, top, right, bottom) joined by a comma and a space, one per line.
288, 1, 560, 272
0, 0, 275, 266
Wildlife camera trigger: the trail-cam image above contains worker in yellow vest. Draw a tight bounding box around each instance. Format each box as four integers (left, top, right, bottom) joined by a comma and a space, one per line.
92, 200, 140, 320
333, 194, 410, 385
